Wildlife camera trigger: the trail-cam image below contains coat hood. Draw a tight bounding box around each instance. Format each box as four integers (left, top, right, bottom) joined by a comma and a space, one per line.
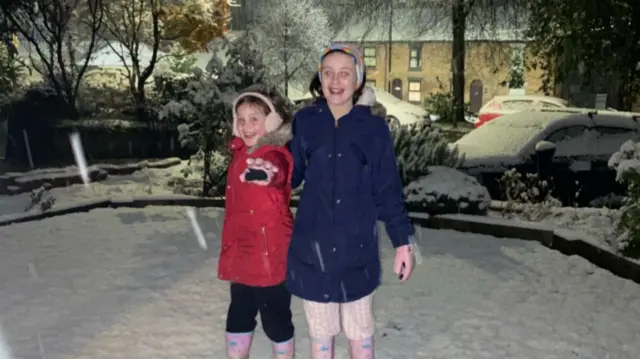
356, 86, 376, 107
244, 122, 292, 154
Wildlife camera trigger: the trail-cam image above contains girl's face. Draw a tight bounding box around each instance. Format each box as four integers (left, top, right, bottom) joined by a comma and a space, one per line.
320, 52, 358, 107
235, 103, 267, 146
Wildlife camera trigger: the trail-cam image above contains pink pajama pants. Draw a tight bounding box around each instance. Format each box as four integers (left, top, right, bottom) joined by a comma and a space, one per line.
302, 293, 375, 340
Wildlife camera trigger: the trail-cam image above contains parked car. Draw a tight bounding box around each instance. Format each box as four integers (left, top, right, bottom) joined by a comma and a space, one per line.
475, 95, 570, 128
371, 88, 429, 126
453, 109, 640, 206
289, 88, 428, 126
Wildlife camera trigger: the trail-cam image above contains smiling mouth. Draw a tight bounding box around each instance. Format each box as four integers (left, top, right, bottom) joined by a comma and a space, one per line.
328, 88, 344, 95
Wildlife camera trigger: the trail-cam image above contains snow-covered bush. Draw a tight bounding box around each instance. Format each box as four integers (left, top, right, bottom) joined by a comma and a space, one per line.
24, 183, 56, 212
404, 166, 491, 215
608, 140, 640, 257
159, 33, 273, 197
425, 90, 472, 122
169, 149, 230, 196
498, 168, 560, 221
392, 122, 461, 186
77, 68, 133, 116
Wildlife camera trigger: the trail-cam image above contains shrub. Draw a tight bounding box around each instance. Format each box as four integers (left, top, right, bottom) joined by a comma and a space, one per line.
391, 122, 461, 186
424, 89, 474, 124
608, 140, 640, 257
497, 168, 560, 221
169, 149, 230, 197
77, 68, 134, 116
404, 166, 491, 215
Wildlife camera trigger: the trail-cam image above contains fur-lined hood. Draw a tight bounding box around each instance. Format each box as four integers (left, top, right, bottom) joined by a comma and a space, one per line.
244, 122, 292, 154
355, 86, 376, 107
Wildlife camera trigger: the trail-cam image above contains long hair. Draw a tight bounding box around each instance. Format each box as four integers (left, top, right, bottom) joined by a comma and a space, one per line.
309, 49, 367, 105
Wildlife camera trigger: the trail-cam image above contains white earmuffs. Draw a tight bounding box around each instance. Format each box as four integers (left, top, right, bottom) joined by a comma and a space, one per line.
232, 92, 283, 137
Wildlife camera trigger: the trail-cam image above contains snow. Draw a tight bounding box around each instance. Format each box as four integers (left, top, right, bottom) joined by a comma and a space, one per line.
455, 110, 640, 171
0, 163, 189, 217
0, 325, 12, 359
404, 166, 491, 210
490, 206, 622, 252
1, 206, 640, 358
373, 88, 427, 126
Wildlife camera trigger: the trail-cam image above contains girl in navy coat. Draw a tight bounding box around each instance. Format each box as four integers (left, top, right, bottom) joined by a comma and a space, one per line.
287, 43, 416, 358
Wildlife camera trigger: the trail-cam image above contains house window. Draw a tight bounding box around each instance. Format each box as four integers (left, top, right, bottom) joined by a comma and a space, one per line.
364, 47, 376, 68
366, 80, 377, 88
409, 44, 421, 70
408, 79, 422, 103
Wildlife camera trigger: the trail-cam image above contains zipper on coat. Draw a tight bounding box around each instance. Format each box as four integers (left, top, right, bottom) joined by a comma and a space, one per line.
261, 225, 272, 281
331, 119, 339, 222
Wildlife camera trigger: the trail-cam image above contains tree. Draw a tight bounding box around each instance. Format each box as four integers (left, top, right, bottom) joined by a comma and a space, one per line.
0, 41, 25, 108
162, 0, 232, 53
0, 0, 104, 118
526, 0, 640, 110
100, 0, 233, 120
159, 33, 274, 196
250, 0, 329, 96
318, 0, 524, 124
99, 0, 163, 120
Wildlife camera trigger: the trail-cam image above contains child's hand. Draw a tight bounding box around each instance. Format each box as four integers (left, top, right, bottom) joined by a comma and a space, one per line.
240, 157, 279, 186
394, 244, 414, 282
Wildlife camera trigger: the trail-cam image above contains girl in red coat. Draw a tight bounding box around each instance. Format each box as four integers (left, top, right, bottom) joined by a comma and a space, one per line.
218, 90, 295, 359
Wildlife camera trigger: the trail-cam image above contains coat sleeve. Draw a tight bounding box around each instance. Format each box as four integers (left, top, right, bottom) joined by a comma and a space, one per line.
289, 114, 306, 189
262, 150, 291, 188
372, 123, 415, 248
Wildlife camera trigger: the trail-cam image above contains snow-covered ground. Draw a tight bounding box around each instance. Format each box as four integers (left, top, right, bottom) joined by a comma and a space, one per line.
0, 163, 626, 256
1, 206, 639, 358
0, 163, 189, 217
490, 206, 621, 253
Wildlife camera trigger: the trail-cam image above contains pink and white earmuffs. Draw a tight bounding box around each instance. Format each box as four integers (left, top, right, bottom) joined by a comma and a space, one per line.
231, 92, 283, 138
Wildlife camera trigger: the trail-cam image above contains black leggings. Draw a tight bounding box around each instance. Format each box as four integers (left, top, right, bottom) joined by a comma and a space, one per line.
226, 282, 294, 343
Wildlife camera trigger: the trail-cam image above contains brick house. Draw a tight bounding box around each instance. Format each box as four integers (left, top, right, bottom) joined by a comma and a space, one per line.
333, 14, 545, 113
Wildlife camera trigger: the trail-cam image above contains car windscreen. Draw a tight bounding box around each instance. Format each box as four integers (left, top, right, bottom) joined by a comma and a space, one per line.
453, 119, 544, 160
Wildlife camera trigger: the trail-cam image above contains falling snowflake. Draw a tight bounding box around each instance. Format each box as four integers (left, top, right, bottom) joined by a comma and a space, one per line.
69, 132, 90, 187
313, 241, 325, 272
0, 324, 13, 359
186, 207, 207, 250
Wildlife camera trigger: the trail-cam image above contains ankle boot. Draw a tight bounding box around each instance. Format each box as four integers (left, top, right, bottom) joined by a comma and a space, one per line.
310, 337, 334, 359
226, 331, 253, 359
349, 337, 374, 359
272, 337, 295, 358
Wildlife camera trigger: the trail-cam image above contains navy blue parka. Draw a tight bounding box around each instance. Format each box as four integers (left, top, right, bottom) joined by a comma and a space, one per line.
286, 88, 415, 303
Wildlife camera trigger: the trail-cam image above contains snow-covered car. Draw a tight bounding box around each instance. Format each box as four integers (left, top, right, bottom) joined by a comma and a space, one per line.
289, 88, 428, 126
371, 88, 428, 126
453, 109, 640, 205
476, 95, 570, 128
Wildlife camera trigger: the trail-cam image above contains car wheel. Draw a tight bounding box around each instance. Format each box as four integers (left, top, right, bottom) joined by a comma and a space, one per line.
386, 115, 401, 128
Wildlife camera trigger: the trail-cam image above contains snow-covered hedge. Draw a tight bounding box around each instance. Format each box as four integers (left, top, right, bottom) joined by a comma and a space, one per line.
404, 166, 491, 215
608, 140, 640, 257
392, 122, 461, 186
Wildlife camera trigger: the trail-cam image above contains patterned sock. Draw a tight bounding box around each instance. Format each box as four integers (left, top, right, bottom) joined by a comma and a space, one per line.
226, 331, 253, 359
311, 337, 334, 359
349, 337, 374, 359
272, 337, 295, 359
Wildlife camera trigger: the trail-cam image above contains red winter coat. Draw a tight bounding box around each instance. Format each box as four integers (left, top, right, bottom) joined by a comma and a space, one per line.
218, 123, 294, 287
